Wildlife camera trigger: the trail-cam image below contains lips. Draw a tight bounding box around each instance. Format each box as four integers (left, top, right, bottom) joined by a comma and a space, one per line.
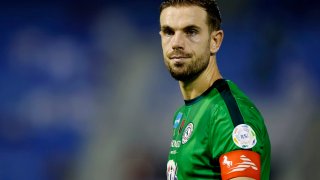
168, 50, 191, 63
169, 53, 191, 59
170, 56, 189, 59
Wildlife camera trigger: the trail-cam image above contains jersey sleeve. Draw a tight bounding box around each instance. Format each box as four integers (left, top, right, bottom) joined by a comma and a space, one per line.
208, 104, 266, 179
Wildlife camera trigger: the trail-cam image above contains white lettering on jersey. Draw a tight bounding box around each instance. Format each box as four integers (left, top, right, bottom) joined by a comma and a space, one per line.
167, 160, 178, 180
171, 140, 181, 148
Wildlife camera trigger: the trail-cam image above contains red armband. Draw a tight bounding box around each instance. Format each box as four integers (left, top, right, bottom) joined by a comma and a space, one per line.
219, 150, 260, 180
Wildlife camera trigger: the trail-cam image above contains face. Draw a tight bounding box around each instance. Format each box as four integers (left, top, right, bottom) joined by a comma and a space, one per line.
160, 6, 212, 82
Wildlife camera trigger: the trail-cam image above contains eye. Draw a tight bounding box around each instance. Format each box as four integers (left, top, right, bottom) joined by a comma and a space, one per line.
162, 28, 174, 37
185, 28, 198, 36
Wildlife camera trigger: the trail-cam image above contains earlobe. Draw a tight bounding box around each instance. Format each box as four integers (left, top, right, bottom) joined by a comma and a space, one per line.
212, 41, 216, 49
210, 30, 224, 54
210, 41, 216, 56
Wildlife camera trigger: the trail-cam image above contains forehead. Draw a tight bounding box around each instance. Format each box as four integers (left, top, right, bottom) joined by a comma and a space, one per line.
160, 6, 208, 29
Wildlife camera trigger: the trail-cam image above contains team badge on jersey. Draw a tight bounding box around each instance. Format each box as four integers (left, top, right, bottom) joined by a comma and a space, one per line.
182, 123, 194, 144
173, 112, 183, 128
167, 160, 178, 180
232, 124, 257, 149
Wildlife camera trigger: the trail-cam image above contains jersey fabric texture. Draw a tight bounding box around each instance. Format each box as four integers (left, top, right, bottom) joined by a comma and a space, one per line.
167, 79, 271, 180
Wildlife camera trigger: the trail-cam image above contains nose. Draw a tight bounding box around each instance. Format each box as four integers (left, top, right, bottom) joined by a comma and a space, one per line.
171, 32, 185, 50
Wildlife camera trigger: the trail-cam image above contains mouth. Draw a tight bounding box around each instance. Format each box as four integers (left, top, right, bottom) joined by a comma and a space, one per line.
169, 56, 191, 62
167, 50, 192, 64
170, 56, 189, 59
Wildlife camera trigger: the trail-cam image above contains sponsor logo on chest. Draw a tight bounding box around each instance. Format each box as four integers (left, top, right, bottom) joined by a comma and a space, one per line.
167, 160, 178, 180
171, 140, 181, 148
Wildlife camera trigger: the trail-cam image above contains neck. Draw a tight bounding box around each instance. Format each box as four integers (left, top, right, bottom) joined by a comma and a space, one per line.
179, 56, 222, 100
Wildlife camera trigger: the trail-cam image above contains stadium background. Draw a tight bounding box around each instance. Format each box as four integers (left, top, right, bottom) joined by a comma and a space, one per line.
0, 0, 319, 179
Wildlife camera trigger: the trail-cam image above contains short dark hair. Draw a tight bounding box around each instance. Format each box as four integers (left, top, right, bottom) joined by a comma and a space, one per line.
160, 0, 222, 31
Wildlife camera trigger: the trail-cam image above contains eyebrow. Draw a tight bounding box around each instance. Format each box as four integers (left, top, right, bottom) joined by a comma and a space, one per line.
160, 25, 201, 32
183, 25, 201, 31
160, 25, 173, 32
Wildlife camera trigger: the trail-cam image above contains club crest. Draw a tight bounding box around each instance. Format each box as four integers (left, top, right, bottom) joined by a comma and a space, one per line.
182, 123, 194, 144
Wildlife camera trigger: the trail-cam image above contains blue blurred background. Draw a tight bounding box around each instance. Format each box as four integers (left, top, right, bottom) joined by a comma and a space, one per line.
0, 0, 319, 179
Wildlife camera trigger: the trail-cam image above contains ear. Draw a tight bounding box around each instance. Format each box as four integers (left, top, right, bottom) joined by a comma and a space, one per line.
210, 30, 224, 55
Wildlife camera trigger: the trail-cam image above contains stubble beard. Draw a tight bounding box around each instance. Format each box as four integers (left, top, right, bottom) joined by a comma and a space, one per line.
165, 50, 211, 82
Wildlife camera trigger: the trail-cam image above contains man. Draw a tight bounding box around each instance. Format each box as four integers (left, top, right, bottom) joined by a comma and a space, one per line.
159, 0, 271, 180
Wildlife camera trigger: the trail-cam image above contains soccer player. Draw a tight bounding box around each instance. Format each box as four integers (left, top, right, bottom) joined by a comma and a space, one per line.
159, 0, 271, 179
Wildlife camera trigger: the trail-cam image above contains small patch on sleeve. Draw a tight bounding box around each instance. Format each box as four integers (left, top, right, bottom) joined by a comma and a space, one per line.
232, 124, 257, 149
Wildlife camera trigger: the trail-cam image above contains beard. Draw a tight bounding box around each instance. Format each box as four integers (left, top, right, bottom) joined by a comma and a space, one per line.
164, 49, 211, 82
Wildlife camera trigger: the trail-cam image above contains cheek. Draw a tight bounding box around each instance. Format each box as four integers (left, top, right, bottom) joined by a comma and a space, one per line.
189, 36, 202, 43
162, 37, 171, 48
191, 43, 210, 57
186, 36, 207, 51
161, 39, 167, 49
161, 39, 171, 54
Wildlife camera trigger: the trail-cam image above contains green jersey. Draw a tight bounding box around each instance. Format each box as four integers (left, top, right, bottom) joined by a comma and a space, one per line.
167, 79, 270, 180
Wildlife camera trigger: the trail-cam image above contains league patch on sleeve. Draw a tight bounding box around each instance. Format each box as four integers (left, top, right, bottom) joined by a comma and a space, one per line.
232, 124, 257, 149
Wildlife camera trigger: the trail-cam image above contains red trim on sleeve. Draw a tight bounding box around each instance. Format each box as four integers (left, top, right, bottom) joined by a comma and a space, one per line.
219, 150, 260, 180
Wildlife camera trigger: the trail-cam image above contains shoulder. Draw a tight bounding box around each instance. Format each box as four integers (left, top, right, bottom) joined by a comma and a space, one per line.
209, 79, 269, 146
225, 80, 265, 127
